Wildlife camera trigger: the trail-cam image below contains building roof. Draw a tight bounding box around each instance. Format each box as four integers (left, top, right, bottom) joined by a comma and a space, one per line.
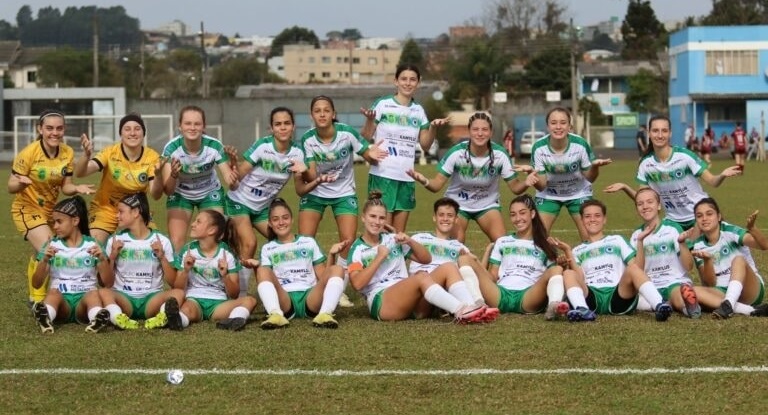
12, 46, 55, 67
0, 40, 21, 68
578, 60, 660, 77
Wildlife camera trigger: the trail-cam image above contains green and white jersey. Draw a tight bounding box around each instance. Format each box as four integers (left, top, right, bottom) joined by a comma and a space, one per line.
530, 133, 595, 201
636, 147, 708, 222
691, 222, 763, 288
227, 136, 305, 212
630, 220, 692, 289
368, 95, 429, 182
437, 141, 516, 212
106, 229, 175, 297
259, 235, 326, 292
489, 235, 554, 290
162, 134, 228, 200
302, 123, 368, 199
408, 232, 467, 275
37, 236, 103, 294
572, 235, 636, 289
348, 233, 411, 308
174, 241, 241, 300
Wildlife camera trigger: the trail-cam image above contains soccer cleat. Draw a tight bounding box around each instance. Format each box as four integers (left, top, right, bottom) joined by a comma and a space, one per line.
454, 304, 487, 324
164, 297, 183, 331
545, 301, 570, 321
144, 311, 167, 329
312, 312, 339, 329
32, 301, 54, 334
216, 317, 247, 331
680, 283, 701, 319
114, 313, 139, 330
85, 309, 111, 333
481, 306, 500, 322
654, 302, 673, 322
750, 303, 768, 317
338, 293, 354, 308
260, 312, 289, 330
712, 299, 734, 319
566, 307, 597, 322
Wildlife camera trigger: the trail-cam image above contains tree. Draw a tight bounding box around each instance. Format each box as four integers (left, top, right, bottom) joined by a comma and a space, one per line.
269, 26, 320, 58
326, 30, 343, 41
210, 56, 283, 97
16, 5, 32, 29
523, 45, 573, 98
586, 32, 618, 52
15, 5, 141, 48
0, 19, 17, 40
620, 0, 666, 60
540, 0, 568, 38
701, 0, 768, 25
341, 28, 363, 41
37, 48, 121, 87
443, 36, 514, 110
421, 97, 452, 149
398, 39, 424, 69
625, 68, 665, 114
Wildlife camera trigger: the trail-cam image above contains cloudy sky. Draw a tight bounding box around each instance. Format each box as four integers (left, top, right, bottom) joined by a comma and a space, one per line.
0, 0, 713, 38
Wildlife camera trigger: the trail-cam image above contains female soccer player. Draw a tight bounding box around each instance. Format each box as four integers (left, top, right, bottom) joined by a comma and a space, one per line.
359, 64, 449, 233
30, 196, 113, 334
529, 107, 611, 241
253, 199, 347, 329
168, 210, 258, 331
97, 193, 185, 330
347, 191, 489, 323
9, 110, 95, 304
605, 115, 741, 230
407, 112, 531, 242
690, 198, 767, 319
75, 113, 165, 243
161, 105, 238, 252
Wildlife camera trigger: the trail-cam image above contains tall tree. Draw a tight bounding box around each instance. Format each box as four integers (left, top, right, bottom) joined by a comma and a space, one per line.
0, 20, 18, 40
701, 0, 768, 25
16, 5, 32, 29
398, 39, 425, 69
341, 28, 363, 41
540, 0, 568, 38
444, 35, 514, 110
269, 26, 320, 57
37, 47, 121, 87
621, 0, 666, 60
210, 56, 283, 97
523, 45, 572, 98
625, 68, 665, 114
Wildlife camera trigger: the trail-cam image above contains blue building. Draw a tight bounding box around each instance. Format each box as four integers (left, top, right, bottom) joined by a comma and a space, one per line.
669, 26, 768, 146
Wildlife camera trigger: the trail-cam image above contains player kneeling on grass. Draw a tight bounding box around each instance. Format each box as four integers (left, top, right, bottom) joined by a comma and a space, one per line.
347, 191, 488, 323
96, 193, 186, 330
549, 199, 672, 322
253, 198, 347, 330
158, 210, 257, 331
690, 198, 768, 319
31, 196, 114, 334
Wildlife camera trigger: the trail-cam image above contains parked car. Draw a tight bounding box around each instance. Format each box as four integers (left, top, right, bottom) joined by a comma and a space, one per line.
519, 131, 546, 157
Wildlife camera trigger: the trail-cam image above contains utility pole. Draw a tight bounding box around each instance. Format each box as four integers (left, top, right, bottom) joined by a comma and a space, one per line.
93, 12, 99, 87
139, 34, 146, 99
200, 21, 208, 98
570, 18, 579, 133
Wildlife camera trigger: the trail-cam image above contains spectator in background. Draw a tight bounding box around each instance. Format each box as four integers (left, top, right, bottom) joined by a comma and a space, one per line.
700, 126, 713, 164
747, 127, 759, 161
503, 129, 515, 164
684, 124, 694, 149
636, 125, 648, 159
731, 122, 747, 169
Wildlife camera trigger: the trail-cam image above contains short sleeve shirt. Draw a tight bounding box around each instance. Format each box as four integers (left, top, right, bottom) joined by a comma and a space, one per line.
368, 95, 429, 182
259, 235, 326, 292
530, 134, 595, 201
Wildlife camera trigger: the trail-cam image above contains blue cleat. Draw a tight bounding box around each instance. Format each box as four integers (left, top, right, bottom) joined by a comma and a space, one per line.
566, 307, 596, 322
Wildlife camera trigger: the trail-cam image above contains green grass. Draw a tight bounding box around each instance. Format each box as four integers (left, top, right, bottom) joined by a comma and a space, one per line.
2, 156, 768, 414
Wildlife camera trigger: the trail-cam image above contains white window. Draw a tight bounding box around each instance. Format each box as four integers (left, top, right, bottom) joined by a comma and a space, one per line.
705, 50, 758, 75
670, 56, 677, 79
368, 57, 377, 65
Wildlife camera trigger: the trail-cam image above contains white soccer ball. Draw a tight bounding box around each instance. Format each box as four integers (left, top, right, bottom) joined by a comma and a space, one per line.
166, 369, 184, 385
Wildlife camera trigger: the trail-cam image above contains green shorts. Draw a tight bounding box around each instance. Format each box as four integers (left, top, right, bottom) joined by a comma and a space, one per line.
117, 291, 160, 320
668, 218, 696, 231
657, 284, 682, 302
299, 194, 359, 217
370, 290, 384, 320
497, 285, 544, 314
287, 289, 317, 319
458, 206, 499, 221
586, 286, 638, 315
716, 282, 765, 306
61, 292, 86, 323
535, 196, 591, 216
225, 196, 269, 225
166, 188, 225, 212
368, 175, 415, 212
187, 297, 226, 321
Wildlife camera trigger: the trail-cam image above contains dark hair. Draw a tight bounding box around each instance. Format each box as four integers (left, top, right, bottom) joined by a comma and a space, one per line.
510, 195, 557, 261
119, 113, 146, 137
546, 107, 572, 124
119, 192, 150, 226
433, 197, 459, 214
466, 112, 495, 171
694, 197, 721, 219
270, 106, 295, 126
579, 199, 607, 216
53, 195, 90, 237
310, 95, 339, 124
199, 209, 240, 259
363, 190, 386, 213
36, 109, 65, 141
642, 114, 672, 160
266, 198, 293, 241
634, 187, 661, 204
178, 105, 206, 125
395, 64, 421, 80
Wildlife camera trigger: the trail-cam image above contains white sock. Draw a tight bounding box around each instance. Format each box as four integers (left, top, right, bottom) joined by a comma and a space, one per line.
180, 311, 190, 328
734, 302, 755, 315
566, 287, 589, 309
46, 304, 57, 321
546, 275, 565, 302
448, 281, 475, 305
725, 280, 744, 306
105, 304, 123, 324
336, 256, 348, 270
87, 307, 102, 322
238, 268, 253, 298
159, 304, 166, 313
424, 284, 463, 314
228, 306, 250, 320
320, 276, 344, 314
636, 296, 653, 312
639, 282, 664, 309
257, 281, 283, 316
458, 266, 484, 304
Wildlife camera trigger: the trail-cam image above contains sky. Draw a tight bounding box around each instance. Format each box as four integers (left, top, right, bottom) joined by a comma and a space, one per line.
0, 0, 714, 39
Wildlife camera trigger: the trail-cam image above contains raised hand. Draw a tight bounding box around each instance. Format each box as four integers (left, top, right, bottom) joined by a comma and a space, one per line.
183, 251, 196, 271
43, 237, 58, 261
376, 244, 390, 259
592, 158, 613, 167
87, 243, 106, 261
430, 117, 450, 128
548, 236, 572, 252
149, 234, 164, 258
691, 250, 712, 260
154, 156, 168, 177
241, 258, 260, 269
721, 165, 743, 177
677, 227, 700, 244
524, 171, 539, 187
75, 184, 95, 195
111, 238, 125, 257
329, 240, 350, 256
224, 145, 239, 166
287, 159, 308, 174
218, 251, 229, 277
368, 139, 389, 161
603, 182, 628, 193
514, 164, 534, 174
80, 133, 93, 158
636, 224, 654, 242
169, 158, 182, 179
360, 107, 376, 120
746, 210, 759, 230
406, 169, 427, 185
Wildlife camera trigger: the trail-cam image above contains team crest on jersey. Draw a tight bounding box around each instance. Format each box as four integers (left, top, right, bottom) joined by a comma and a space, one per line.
112, 169, 122, 180
138, 172, 148, 183
570, 162, 579, 172
210, 192, 220, 201
349, 198, 358, 208
300, 249, 309, 258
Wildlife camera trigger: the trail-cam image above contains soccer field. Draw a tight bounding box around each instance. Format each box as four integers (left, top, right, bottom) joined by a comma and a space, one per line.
2, 157, 768, 414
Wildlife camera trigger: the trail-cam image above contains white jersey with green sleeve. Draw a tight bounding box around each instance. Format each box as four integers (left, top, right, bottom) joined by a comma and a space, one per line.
530, 134, 595, 201
691, 222, 763, 288
162, 135, 228, 200
636, 147, 708, 222
437, 141, 517, 212
301, 123, 369, 198
629, 220, 692, 289
227, 136, 305, 212
37, 236, 103, 294
572, 235, 636, 289
368, 95, 429, 182
259, 235, 326, 292
347, 233, 411, 309
106, 229, 175, 297
408, 232, 467, 275
174, 241, 241, 300
489, 235, 554, 290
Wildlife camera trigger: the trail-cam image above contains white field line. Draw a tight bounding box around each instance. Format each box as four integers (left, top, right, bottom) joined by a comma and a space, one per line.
315, 228, 768, 237
2, 366, 768, 376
